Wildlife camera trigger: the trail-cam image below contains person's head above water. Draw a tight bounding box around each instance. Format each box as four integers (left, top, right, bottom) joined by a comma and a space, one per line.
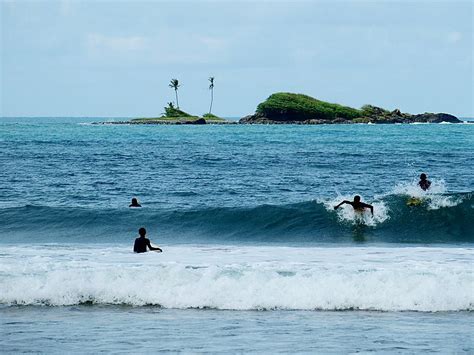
333, 195, 374, 215
138, 227, 146, 237
418, 173, 431, 191
129, 198, 141, 207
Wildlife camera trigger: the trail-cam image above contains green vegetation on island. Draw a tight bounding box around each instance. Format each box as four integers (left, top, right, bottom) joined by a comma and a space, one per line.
169, 79, 181, 108
116, 77, 231, 125
241, 92, 460, 124
208, 77, 215, 115
102, 84, 460, 125
256, 93, 361, 121
130, 103, 227, 124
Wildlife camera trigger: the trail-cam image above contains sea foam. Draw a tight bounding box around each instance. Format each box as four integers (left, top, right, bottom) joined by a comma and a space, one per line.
391, 179, 465, 210
1, 245, 472, 311
321, 195, 389, 227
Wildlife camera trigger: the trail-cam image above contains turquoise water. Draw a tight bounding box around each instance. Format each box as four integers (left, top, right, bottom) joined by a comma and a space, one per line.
2, 120, 473, 211
1, 118, 473, 352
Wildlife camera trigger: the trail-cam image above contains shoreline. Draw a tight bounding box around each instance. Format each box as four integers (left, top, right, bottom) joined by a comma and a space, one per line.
96, 119, 237, 125
96, 119, 471, 125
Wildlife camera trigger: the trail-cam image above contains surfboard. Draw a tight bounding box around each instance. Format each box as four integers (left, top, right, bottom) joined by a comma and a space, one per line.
407, 197, 422, 206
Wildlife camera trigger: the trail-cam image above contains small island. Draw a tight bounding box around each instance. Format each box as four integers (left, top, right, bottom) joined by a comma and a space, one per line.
240, 92, 461, 124
101, 92, 461, 125
102, 77, 236, 125
106, 103, 232, 125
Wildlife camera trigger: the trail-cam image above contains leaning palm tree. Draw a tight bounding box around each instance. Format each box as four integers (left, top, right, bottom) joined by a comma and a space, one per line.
169, 78, 180, 108
208, 76, 215, 114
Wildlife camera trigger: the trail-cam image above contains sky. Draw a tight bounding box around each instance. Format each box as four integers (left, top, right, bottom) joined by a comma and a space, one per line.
1, 0, 473, 118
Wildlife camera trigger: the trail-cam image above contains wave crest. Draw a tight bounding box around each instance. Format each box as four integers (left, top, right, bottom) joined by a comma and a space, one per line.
0, 192, 472, 243
1, 246, 472, 312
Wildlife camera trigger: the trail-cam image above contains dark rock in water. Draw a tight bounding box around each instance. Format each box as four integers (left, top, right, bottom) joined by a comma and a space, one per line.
332, 117, 350, 124
239, 114, 269, 124
306, 119, 329, 124
184, 118, 207, 125
239, 114, 256, 123
239, 115, 353, 124
411, 113, 460, 123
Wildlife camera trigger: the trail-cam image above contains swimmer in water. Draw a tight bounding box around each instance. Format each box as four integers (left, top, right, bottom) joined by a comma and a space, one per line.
418, 173, 431, 191
334, 195, 374, 216
129, 197, 141, 208
133, 227, 162, 253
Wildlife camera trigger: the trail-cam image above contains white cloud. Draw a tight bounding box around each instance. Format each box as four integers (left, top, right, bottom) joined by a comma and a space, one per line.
196, 35, 227, 50
59, 0, 75, 16
447, 31, 462, 43
83, 31, 228, 65
86, 34, 147, 53
143, 32, 229, 65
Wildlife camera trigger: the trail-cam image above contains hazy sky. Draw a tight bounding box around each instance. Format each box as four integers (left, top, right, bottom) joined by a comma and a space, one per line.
1, 0, 472, 117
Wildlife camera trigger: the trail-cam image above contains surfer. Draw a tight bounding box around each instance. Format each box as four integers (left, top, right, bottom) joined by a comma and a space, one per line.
133, 227, 162, 253
129, 198, 141, 208
334, 195, 374, 216
418, 173, 431, 191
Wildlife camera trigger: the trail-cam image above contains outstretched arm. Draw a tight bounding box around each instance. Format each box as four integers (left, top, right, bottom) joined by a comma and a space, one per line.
334, 200, 350, 210
362, 203, 374, 215
146, 240, 162, 252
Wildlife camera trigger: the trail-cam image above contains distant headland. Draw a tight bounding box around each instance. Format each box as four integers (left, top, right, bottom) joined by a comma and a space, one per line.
101, 92, 461, 125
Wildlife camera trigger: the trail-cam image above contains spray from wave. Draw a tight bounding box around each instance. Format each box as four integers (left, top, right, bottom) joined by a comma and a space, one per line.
1, 246, 472, 312
319, 194, 390, 227
390, 179, 464, 210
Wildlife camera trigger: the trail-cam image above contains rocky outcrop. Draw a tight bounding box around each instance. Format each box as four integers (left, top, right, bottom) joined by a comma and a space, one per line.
183, 118, 206, 124
239, 93, 462, 124
239, 114, 353, 124
411, 113, 460, 123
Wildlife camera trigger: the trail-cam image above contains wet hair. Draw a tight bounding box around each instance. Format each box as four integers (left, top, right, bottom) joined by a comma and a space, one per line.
131, 198, 138, 204
420, 173, 427, 180
138, 227, 146, 236
354, 195, 361, 202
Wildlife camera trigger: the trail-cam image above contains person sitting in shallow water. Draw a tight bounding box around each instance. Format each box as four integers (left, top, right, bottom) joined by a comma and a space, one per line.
418, 173, 431, 191
334, 195, 374, 216
129, 198, 141, 208
133, 227, 162, 253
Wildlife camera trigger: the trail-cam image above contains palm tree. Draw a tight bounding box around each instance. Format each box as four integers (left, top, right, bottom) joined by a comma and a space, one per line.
169, 78, 180, 108
208, 76, 215, 114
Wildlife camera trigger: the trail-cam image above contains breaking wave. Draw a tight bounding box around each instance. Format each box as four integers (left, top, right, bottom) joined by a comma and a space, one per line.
0, 192, 472, 244
1, 246, 472, 312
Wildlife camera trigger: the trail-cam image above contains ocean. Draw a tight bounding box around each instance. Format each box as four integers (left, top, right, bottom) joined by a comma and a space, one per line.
1, 117, 473, 353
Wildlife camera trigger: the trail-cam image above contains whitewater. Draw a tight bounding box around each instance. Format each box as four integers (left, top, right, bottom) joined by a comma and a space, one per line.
1, 119, 473, 353
1, 245, 472, 311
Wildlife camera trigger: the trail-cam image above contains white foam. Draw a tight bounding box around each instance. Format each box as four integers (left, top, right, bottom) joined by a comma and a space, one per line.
321, 195, 389, 226
392, 178, 447, 197
1, 245, 472, 312
391, 179, 463, 210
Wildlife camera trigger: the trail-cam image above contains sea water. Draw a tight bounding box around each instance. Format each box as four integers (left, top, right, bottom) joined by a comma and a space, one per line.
1, 118, 473, 353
